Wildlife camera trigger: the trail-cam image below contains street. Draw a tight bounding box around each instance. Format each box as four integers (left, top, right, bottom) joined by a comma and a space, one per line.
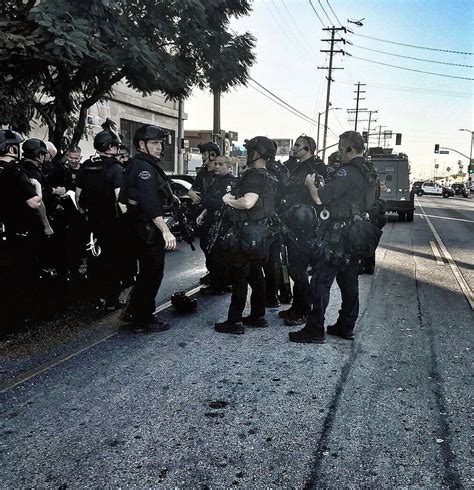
1, 196, 473, 488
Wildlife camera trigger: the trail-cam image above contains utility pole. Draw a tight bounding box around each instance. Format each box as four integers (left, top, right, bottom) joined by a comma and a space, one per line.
213, 89, 222, 154
318, 26, 345, 162
177, 98, 184, 173
352, 82, 366, 131
366, 110, 378, 151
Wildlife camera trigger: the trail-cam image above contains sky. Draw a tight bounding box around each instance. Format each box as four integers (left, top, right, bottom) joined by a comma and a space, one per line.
185, 0, 473, 179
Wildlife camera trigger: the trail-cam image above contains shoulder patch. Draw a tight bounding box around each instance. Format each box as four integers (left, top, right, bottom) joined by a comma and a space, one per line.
336, 168, 347, 178
138, 170, 152, 180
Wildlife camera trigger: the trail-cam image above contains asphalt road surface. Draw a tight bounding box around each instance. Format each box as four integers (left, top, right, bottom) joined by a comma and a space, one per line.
1, 196, 472, 488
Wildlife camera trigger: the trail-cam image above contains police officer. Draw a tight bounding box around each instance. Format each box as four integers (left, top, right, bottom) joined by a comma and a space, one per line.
75, 129, 123, 309
279, 134, 326, 326
197, 155, 236, 295
188, 141, 220, 284
289, 130, 368, 343
119, 124, 177, 333
0, 130, 42, 326
215, 136, 277, 334
20, 138, 55, 238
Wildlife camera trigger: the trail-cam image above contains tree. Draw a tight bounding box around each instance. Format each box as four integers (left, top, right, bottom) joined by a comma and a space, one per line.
0, 0, 256, 149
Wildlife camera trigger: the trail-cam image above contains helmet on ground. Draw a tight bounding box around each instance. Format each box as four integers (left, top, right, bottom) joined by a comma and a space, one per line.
171, 291, 197, 313
22, 138, 48, 159
285, 204, 318, 238
197, 142, 220, 156
133, 124, 169, 149
244, 136, 277, 160
94, 130, 121, 152
0, 130, 23, 154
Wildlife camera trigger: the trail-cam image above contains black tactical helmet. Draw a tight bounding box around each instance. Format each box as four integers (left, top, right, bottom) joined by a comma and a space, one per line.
197, 141, 221, 156
244, 136, 277, 160
133, 124, 169, 149
94, 130, 121, 152
22, 138, 48, 159
328, 151, 341, 165
0, 130, 23, 154
171, 291, 197, 314
285, 204, 318, 238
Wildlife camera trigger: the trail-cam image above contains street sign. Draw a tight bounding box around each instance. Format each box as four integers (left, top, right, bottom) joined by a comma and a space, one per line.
439, 150, 449, 154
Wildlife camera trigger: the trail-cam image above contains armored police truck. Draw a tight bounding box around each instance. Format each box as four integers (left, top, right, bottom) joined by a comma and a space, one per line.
370, 150, 415, 222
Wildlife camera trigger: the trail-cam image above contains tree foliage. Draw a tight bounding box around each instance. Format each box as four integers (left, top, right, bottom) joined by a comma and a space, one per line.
0, 0, 256, 147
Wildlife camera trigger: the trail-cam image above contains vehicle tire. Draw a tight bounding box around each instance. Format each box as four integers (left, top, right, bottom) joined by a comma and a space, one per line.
442, 192, 450, 198
406, 211, 414, 222
416, 190, 424, 196
398, 211, 406, 221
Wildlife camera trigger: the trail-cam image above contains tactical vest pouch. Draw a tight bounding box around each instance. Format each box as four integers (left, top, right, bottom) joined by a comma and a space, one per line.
346, 219, 382, 259
223, 221, 273, 259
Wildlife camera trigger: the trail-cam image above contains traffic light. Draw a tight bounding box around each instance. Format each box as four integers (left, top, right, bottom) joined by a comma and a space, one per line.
468, 163, 474, 174
395, 133, 402, 145
362, 131, 368, 142
434, 144, 439, 154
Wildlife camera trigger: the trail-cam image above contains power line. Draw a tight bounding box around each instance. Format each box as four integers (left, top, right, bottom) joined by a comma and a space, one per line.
308, 0, 325, 27
334, 80, 471, 98
317, 0, 333, 24
248, 82, 318, 126
249, 78, 318, 125
347, 54, 474, 81
248, 80, 338, 139
351, 43, 473, 68
279, 0, 319, 58
326, 0, 342, 26
350, 32, 473, 56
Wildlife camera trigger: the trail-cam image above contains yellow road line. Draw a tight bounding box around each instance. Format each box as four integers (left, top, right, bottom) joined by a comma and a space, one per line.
430, 241, 445, 266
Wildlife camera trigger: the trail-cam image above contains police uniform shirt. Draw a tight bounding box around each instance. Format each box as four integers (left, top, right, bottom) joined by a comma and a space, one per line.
317, 157, 366, 217
127, 153, 167, 220
0, 159, 38, 227
192, 166, 214, 194
21, 159, 51, 198
201, 173, 235, 212
284, 156, 327, 207
77, 157, 122, 192
49, 163, 81, 191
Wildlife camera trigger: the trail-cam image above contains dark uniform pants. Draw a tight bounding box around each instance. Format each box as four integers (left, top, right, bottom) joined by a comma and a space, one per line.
227, 251, 265, 323
307, 257, 359, 331
126, 224, 165, 324
286, 237, 311, 315
262, 236, 282, 304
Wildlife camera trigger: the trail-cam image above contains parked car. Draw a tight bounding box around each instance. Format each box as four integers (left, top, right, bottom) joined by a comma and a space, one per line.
411, 181, 424, 194
417, 182, 454, 198
451, 182, 470, 198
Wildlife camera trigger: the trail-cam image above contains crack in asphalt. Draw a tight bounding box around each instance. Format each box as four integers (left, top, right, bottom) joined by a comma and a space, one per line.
411, 226, 463, 488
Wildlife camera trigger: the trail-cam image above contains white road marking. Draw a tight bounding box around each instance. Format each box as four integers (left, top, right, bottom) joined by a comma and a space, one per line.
430, 241, 445, 266
415, 213, 474, 225
417, 198, 474, 310
1, 286, 204, 393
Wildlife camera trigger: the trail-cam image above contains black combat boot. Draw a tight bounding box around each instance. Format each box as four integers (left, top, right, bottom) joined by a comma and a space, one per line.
326, 323, 355, 340
284, 311, 308, 326
288, 324, 325, 344
278, 307, 294, 319
242, 315, 268, 328
214, 321, 244, 335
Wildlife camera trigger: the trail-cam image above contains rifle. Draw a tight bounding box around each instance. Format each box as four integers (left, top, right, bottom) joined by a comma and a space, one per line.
205, 183, 235, 254
165, 183, 196, 251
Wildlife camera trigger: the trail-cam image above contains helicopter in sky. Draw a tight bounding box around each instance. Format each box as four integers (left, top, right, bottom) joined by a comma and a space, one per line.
347, 18, 365, 27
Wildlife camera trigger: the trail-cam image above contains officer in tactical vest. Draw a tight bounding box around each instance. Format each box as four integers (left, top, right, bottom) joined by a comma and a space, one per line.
20, 138, 55, 238
279, 134, 326, 326
215, 136, 277, 335
197, 155, 236, 295
119, 124, 177, 333
0, 130, 43, 326
289, 130, 372, 343
188, 141, 220, 284
75, 129, 123, 309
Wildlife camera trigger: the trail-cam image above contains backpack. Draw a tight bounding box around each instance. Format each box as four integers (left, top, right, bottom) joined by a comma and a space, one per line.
351, 160, 378, 213
80, 157, 118, 218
